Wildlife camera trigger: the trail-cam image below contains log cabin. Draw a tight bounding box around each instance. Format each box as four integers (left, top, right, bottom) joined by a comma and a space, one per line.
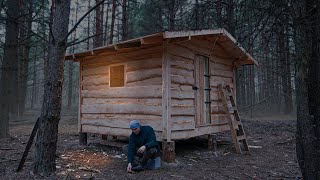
65, 29, 258, 162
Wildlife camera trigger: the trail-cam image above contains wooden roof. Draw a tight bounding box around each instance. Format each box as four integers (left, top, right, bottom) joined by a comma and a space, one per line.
65, 28, 258, 66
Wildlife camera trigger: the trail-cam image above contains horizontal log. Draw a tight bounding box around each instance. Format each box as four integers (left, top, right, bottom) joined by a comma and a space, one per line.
210, 114, 230, 125
168, 44, 194, 60
210, 105, 226, 114
81, 125, 162, 140
210, 76, 233, 87
82, 65, 109, 76
126, 77, 162, 87
82, 85, 162, 98
81, 104, 162, 115
170, 124, 230, 140
82, 118, 162, 131
171, 120, 195, 130
171, 67, 193, 78
126, 58, 162, 72
211, 69, 234, 78
178, 41, 211, 56
83, 84, 110, 90
82, 125, 132, 137
171, 99, 194, 106
171, 75, 194, 85
171, 90, 195, 99
211, 62, 233, 71
171, 115, 195, 122
171, 84, 193, 91
171, 106, 195, 116
210, 92, 220, 101
82, 113, 161, 120
126, 68, 162, 83
82, 46, 162, 66
82, 75, 109, 86
171, 57, 194, 71
211, 55, 233, 66
82, 98, 162, 105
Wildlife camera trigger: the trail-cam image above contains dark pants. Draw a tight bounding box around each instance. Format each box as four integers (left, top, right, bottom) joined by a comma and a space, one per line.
123, 145, 159, 166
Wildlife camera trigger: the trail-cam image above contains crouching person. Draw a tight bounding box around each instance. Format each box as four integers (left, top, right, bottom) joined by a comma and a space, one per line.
125, 120, 160, 172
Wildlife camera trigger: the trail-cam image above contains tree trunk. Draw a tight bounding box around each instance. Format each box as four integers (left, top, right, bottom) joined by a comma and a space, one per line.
87, 0, 91, 49
0, 0, 19, 138
122, 0, 128, 40
226, 0, 235, 35
104, 0, 110, 45
18, 0, 33, 115
109, 0, 116, 44
168, 0, 175, 31
67, 0, 79, 110
296, 0, 320, 178
33, 0, 71, 175
194, 0, 199, 29
94, 0, 104, 48
31, 47, 37, 110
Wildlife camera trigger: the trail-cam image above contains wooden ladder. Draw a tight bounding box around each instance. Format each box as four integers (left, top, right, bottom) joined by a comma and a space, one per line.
218, 84, 250, 154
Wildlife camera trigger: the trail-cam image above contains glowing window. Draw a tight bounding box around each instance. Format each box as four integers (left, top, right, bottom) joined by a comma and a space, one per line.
110, 65, 125, 87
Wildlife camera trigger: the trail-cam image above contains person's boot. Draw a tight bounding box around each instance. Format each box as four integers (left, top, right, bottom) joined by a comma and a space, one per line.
132, 165, 145, 172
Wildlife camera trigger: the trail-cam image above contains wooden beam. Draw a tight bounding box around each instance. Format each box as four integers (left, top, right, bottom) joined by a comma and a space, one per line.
115, 41, 141, 50
140, 36, 163, 44
162, 141, 175, 163
164, 29, 223, 39
168, 36, 191, 44
162, 39, 171, 141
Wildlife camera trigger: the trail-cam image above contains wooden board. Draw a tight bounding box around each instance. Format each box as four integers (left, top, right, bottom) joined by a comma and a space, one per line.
82, 75, 109, 86
82, 65, 109, 76
126, 68, 162, 83
81, 104, 162, 115
82, 85, 162, 98
170, 124, 230, 140
82, 118, 162, 131
82, 98, 162, 105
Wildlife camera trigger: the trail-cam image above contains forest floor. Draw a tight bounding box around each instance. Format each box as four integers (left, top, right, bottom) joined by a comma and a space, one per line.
0, 110, 301, 180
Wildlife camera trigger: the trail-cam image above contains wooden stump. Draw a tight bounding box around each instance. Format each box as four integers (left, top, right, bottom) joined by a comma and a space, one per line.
162, 141, 175, 163
208, 134, 218, 156
79, 133, 87, 146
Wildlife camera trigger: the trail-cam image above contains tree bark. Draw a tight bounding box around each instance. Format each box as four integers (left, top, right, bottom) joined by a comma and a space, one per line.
33, 0, 71, 175
216, 0, 222, 27
296, 0, 320, 178
94, 0, 104, 48
168, 0, 175, 31
122, 0, 128, 40
18, 0, 33, 115
68, 0, 80, 110
109, 0, 116, 44
104, 0, 110, 45
87, 0, 91, 50
0, 0, 19, 138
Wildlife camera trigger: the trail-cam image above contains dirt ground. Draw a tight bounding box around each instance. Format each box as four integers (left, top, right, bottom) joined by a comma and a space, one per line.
0, 111, 301, 180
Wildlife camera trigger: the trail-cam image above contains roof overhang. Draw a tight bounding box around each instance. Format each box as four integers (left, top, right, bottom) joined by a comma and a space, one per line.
65, 28, 258, 66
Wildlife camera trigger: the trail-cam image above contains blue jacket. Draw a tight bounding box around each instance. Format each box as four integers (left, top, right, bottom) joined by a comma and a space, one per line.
128, 126, 160, 163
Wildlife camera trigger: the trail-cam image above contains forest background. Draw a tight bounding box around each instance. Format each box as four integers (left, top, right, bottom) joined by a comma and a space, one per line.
0, 0, 319, 178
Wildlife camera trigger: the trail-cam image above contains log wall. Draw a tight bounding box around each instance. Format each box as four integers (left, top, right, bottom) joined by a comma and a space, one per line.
80, 46, 163, 138
78, 39, 236, 141
168, 39, 234, 139
168, 43, 196, 132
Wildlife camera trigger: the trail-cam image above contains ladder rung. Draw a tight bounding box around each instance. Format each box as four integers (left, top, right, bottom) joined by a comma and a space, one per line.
237, 135, 246, 141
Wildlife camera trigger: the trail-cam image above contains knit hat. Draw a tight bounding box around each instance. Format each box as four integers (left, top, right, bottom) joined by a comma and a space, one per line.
129, 120, 141, 129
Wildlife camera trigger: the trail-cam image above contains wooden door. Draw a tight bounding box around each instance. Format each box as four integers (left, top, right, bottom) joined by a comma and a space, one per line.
194, 55, 211, 126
